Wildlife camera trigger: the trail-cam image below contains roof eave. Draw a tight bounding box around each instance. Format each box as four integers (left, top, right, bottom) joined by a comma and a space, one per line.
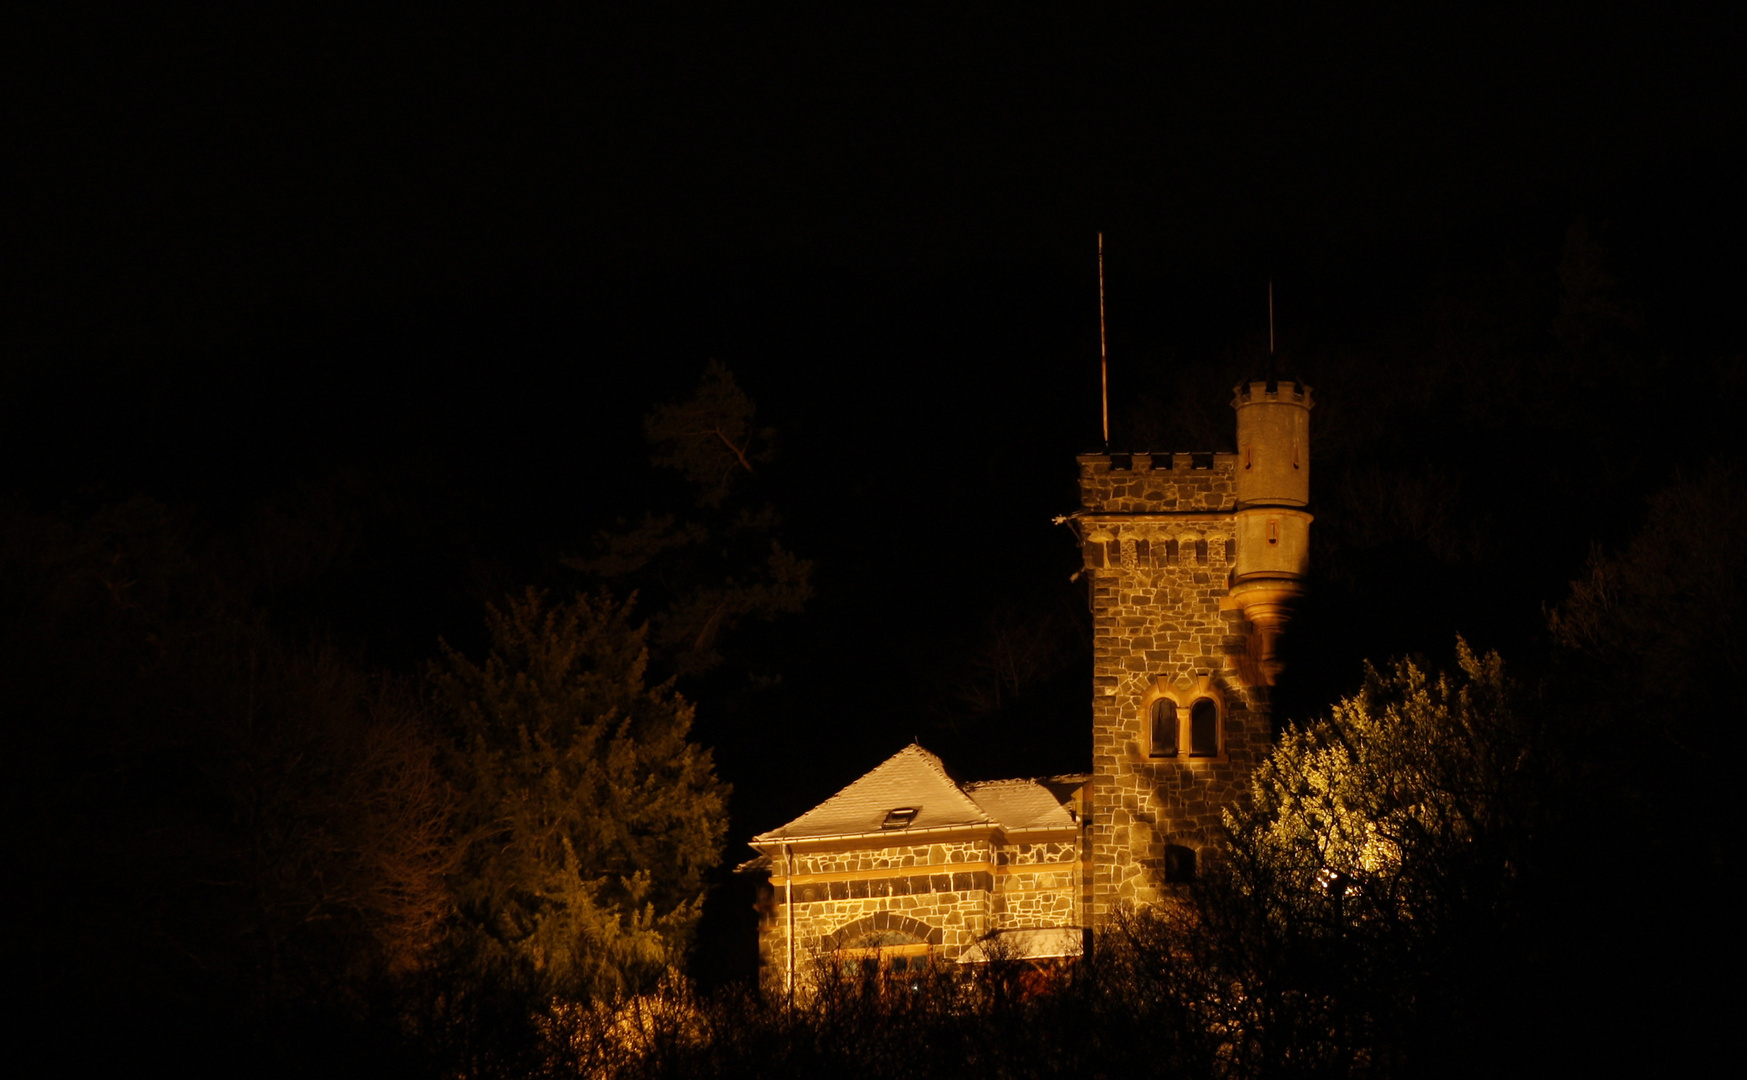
751, 820, 1000, 852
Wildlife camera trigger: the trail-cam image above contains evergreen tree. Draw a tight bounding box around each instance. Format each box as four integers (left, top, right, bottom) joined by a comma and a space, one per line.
567, 361, 812, 681
432, 589, 729, 1003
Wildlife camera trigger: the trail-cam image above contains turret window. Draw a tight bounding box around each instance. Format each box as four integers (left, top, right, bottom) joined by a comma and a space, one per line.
1190, 698, 1220, 757
1149, 699, 1178, 758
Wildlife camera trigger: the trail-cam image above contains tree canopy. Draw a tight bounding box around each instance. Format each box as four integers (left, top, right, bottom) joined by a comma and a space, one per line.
432, 589, 729, 1004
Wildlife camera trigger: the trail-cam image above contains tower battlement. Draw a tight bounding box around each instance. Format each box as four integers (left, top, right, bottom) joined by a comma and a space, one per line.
1077, 453, 1238, 514
1231, 378, 1313, 407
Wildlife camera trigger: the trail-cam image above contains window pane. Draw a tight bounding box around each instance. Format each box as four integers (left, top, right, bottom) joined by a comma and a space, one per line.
1191, 699, 1218, 756
1150, 699, 1177, 756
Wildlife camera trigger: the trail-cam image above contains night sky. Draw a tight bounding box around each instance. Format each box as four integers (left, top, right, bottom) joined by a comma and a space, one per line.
6, 7, 1743, 986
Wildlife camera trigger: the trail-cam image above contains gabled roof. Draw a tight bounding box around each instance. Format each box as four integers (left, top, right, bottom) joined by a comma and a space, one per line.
962, 778, 1079, 833
751, 745, 1085, 847
752, 744, 993, 844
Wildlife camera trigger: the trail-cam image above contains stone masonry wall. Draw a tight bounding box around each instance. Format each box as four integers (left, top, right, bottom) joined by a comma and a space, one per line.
1078, 452, 1265, 920
758, 836, 1082, 993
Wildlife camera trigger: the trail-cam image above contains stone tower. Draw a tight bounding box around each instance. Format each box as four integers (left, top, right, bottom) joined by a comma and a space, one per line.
1073, 380, 1312, 918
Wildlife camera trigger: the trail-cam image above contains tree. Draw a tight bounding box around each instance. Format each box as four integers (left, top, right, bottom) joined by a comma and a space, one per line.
1544, 464, 1745, 1074
0, 495, 458, 1074
432, 589, 729, 1004
1210, 642, 1553, 1076
567, 361, 812, 681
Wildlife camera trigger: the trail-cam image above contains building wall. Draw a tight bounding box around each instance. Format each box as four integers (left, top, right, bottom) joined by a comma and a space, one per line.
1077, 452, 1266, 919
757, 834, 1083, 994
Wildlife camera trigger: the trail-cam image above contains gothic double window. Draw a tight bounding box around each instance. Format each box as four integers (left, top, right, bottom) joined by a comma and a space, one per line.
1145, 682, 1223, 759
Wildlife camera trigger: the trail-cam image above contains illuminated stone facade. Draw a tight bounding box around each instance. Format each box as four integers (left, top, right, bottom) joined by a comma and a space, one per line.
745, 745, 1089, 994
743, 380, 1311, 987
753, 829, 1087, 993
1075, 381, 1312, 916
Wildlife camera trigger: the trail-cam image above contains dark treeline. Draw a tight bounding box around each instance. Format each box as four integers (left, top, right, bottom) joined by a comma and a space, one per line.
3, 216, 1740, 1076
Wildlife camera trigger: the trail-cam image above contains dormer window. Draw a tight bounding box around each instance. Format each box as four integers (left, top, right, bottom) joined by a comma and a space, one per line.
882, 807, 918, 829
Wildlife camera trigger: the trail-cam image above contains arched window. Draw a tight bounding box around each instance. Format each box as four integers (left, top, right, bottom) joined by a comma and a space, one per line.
1164, 844, 1197, 883
1190, 698, 1219, 757
1149, 698, 1178, 757
840, 930, 931, 974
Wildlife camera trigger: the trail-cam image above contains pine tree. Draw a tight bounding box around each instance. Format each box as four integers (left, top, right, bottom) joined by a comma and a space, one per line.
433, 589, 729, 1003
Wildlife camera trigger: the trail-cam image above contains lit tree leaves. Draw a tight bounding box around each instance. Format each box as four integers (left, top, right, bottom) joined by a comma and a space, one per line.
1228, 641, 1536, 941
432, 589, 729, 1002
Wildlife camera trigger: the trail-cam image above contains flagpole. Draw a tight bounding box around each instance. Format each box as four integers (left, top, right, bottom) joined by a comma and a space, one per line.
1099, 233, 1109, 449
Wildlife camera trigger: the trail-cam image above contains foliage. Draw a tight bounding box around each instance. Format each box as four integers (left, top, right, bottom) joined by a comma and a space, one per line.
1552, 461, 1746, 697
1232, 642, 1536, 943
643, 359, 775, 508
0, 495, 456, 1072
431, 589, 730, 1006
568, 362, 811, 680
1213, 642, 1550, 1076
1541, 464, 1745, 1068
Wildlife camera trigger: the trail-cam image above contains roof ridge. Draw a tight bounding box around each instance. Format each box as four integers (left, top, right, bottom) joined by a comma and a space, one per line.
899, 742, 979, 798
750, 742, 995, 843
902, 743, 995, 825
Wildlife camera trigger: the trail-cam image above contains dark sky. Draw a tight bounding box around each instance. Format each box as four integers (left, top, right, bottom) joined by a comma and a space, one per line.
5, 6, 1743, 980
8, 7, 1739, 325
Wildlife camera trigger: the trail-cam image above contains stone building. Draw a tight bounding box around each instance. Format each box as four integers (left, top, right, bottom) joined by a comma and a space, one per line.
743, 380, 1313, 990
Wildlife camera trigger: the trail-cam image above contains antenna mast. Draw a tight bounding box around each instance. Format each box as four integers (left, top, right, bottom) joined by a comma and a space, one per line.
1267, 278, 1277, 379
1099, 233, 1109, 448
1269, 278, 1275, 353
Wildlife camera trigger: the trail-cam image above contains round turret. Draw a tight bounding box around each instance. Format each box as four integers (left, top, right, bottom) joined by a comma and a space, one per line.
1232, 379, 1312, 509
1229, 380, 1314, 684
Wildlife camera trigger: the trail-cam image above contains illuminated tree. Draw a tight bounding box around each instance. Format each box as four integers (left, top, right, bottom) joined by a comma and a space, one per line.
432, 589, 729, 1003
1231, 642, 1533, 935
1211, 641, 1550, 1074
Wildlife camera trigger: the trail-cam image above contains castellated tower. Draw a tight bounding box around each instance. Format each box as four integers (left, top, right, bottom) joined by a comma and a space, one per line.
1075, 380, 1312, 919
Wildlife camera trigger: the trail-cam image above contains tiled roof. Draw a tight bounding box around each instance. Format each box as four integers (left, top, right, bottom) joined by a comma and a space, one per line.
752, 744, 1082, 844
962, 778, 1078, 833
753, 744, 992, 843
